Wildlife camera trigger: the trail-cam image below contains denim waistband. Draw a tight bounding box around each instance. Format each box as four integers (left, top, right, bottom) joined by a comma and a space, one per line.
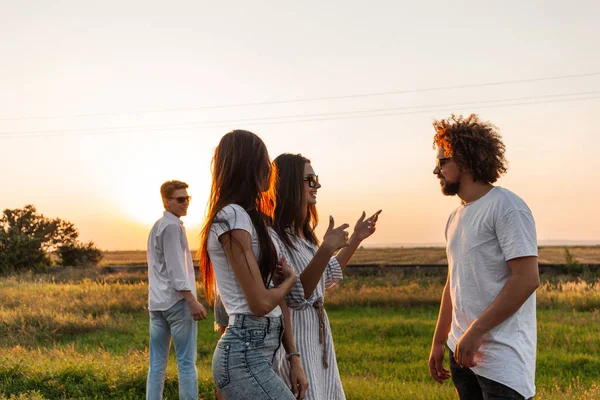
228, 314, 282, 330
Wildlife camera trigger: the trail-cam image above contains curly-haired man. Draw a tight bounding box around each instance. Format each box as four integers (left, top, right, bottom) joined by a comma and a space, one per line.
428, 114, 540, 400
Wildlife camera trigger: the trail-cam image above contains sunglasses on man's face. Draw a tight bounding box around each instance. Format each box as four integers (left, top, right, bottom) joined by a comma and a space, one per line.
436, 157, 452, 169
170, 196, 191, 204
303, 174, 319, 188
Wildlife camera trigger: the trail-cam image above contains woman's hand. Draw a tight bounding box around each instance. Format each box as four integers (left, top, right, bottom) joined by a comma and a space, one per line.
274, 256, 297, 286
321, 216, 350, 254
289, 356, 308, 399
352, 210, 382, 242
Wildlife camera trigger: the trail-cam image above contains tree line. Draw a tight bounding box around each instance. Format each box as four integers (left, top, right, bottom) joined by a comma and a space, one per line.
0, 205, 102, 274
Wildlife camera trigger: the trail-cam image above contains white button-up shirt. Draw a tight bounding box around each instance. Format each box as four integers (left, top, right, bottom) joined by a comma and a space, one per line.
147, 211, 197, 311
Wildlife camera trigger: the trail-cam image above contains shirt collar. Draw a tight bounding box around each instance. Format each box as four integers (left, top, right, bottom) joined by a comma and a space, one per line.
164, 211, 183, 225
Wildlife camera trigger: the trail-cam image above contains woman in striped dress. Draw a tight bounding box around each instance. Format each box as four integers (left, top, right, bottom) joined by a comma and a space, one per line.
270, 153, 381, 400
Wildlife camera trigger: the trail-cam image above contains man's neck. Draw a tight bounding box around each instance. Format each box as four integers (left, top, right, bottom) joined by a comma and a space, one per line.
166, 210, 182, 219
458, 180, 494, 204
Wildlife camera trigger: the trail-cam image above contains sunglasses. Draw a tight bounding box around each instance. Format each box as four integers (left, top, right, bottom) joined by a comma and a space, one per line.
169, 196, 191, 204
436, 157, 452, 169
303, 174, 319, 188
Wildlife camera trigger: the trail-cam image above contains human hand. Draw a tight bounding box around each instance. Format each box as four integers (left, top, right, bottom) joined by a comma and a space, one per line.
453, 327, 483, 368
428, 342, 450, 384
352, 210, 382, 242
322, 216, 350, 253
275, 256, 296, 285
188, 299, 207, 321
289, 356, 308, 399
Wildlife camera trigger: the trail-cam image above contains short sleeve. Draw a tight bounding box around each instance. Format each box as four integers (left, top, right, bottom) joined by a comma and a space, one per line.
496, 210, 538, 261
324, 257, 343, 289
212, 204, 254, 238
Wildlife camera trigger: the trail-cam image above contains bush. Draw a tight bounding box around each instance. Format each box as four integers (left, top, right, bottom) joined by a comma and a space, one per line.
57, 242, 103, 267
0, 230, 50, 274
564, 247, 581, 268
0, 205, 102, 274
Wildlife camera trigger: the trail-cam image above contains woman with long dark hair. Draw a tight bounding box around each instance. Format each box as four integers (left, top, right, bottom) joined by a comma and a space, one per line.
199, 131, 307, 400
270, 153, 381, 400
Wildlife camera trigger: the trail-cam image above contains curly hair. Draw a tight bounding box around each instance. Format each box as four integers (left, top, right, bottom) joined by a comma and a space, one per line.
432, 114, 508, 183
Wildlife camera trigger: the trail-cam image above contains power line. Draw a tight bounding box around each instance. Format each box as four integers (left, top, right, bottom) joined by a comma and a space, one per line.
0, 72, 599, 122
1, 93, 599, 140
1, 90, 598, 137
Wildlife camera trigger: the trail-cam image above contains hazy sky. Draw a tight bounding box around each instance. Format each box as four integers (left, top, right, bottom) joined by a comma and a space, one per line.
1, 1, 599, 250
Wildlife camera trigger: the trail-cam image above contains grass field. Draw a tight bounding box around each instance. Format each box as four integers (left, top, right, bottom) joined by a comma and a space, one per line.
1, 268, 599, 399
99, 246, 600, 266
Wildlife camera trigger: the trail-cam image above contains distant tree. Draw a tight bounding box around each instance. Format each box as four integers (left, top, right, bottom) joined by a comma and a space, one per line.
0, 205, 103, 274
564, 247, 581, 268
0, 205, 78, 252
57, 241, 103, 267
0, 229, 49, 272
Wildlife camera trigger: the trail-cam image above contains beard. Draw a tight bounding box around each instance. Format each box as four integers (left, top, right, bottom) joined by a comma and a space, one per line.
439, 176, 460, 196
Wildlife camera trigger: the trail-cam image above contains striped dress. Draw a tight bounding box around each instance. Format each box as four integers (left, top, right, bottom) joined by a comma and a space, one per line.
270, 229, 346, 400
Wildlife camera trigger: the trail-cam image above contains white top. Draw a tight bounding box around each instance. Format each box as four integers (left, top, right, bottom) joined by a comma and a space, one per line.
445, 186, 538, 399
147, 211, 197, 311
207, 204, 281, 318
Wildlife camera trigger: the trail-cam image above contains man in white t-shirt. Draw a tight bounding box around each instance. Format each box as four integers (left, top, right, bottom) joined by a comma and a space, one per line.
146, 180, 207, 400
427, 115, 540, 400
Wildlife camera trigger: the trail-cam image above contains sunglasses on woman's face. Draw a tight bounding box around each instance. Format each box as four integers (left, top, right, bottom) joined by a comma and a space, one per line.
303, 174, 319, 188
169, 196, 191, 204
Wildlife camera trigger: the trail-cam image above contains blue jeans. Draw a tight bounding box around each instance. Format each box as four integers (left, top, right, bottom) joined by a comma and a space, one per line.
212, 315, 295, 400
147, 299, 198, 400
449, 349, 527, 400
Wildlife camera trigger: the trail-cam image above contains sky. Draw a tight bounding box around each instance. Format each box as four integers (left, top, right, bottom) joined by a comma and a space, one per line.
1, 0, 599, 250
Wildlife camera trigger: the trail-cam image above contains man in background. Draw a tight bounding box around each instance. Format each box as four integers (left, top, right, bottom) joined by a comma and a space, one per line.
146, 180, 207, 400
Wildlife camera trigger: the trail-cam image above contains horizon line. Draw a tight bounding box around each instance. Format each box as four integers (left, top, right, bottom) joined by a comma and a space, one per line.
101, 240, 600, 252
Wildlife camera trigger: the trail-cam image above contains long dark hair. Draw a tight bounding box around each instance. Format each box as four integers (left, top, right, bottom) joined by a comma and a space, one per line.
271, 153, 319, 249
199, 130, 278, 303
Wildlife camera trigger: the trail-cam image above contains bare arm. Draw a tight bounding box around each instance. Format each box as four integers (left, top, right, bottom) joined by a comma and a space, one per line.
428, 276, 452, 384
299, 244, 338, 299
280, 300, 308, 399
299, 217, 348, 299
221, 229, 296, 316
280, 300, 297, 355
432, 279, 453, 346
454, 256, 540, 367
333, 233, 361, 269
471, 256, 539, 334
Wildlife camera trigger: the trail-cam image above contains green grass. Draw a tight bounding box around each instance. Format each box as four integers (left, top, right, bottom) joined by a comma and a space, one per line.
1, 271, 599, 399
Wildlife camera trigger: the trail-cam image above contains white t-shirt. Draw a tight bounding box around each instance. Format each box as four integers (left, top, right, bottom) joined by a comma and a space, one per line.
207, 204, 281, 318
445, 187, 538, 399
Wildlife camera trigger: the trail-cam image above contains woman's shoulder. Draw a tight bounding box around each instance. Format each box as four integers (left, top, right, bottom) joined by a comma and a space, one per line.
212, 204, 254, 233
215, 204, 251, 220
